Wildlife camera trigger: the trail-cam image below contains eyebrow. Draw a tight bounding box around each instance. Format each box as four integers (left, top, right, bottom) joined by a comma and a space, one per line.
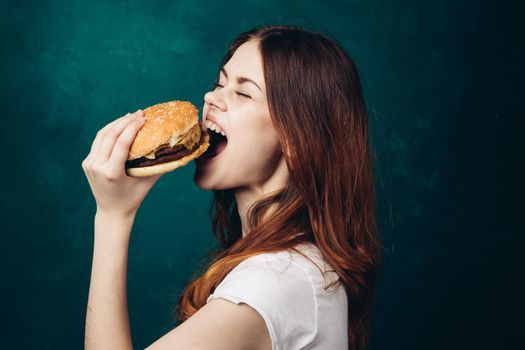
220, 67, 262, 92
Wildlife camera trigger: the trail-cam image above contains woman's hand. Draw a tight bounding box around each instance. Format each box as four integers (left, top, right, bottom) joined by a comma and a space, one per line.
82, 109, 163, 219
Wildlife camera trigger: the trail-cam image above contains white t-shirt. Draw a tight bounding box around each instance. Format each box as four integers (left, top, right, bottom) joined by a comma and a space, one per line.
206, 242, 348, 349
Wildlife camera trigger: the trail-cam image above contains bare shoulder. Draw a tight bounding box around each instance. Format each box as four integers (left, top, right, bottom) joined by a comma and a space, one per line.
145, 297, 272, 350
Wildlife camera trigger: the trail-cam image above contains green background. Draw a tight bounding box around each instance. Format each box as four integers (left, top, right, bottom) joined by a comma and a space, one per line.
1, 0, 521, 349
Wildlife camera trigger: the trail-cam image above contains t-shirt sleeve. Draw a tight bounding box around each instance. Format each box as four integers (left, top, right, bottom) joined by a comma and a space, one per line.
206, 254, 318, 350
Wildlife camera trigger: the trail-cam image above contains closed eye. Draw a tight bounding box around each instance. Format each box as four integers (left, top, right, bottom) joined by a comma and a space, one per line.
212, 82, 252, 99
236, 92, 251, 98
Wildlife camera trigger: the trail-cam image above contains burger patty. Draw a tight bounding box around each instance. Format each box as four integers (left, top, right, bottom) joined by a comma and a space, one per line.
125, 130, 204, 169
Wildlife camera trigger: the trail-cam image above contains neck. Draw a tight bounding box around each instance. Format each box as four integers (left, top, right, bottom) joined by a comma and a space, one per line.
233, 155, 289, 238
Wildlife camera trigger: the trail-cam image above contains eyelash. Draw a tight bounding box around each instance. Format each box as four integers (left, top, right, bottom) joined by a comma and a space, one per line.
213, 82, 251, 99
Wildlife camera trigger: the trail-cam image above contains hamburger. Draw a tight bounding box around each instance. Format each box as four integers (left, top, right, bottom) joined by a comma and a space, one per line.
125, 100, 210, 177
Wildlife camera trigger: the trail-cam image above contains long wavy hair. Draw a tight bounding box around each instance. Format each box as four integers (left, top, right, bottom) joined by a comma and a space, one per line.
174, 24, 384, 350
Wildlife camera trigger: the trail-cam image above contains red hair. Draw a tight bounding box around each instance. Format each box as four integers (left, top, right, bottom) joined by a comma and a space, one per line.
174, 25, 384, 350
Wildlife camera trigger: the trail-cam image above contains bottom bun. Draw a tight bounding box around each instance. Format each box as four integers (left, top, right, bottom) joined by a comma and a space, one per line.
125, 132, 210, 177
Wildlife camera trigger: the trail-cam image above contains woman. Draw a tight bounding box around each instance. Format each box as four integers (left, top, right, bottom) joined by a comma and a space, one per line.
82, 25, 383, 350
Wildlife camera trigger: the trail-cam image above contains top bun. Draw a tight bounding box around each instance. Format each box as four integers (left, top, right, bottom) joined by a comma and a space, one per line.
127, 100, 199, 160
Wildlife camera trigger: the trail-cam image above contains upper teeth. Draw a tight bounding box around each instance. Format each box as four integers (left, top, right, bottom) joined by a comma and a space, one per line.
204, 119, 226, 136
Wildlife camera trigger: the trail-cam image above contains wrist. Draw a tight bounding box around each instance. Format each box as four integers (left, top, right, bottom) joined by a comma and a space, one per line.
94, 210, 136, 245
95, 209, 137, 223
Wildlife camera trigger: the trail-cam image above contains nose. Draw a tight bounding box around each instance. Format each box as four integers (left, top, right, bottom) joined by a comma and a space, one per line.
204, 90, 227, 112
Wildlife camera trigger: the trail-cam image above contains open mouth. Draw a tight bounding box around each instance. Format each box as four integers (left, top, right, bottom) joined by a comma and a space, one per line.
202, 129, 228, 159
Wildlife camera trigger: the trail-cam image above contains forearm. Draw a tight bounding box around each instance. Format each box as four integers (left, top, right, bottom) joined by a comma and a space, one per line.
85, 211, 136, 350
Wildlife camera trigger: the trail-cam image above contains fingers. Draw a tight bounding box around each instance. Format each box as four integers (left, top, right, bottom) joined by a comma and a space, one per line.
93, 110, 143, 164
107, 115, 146, 173
83, 112, 137, 169
90, 113, 132, 157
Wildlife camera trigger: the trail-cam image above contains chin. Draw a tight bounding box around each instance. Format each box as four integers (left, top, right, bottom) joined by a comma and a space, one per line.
193, 176, 206, 190
193, 169, 217, 190
193, 171, 238, 191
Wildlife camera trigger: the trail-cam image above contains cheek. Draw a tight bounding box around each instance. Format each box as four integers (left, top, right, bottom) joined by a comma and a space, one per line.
228, 122, 281, 164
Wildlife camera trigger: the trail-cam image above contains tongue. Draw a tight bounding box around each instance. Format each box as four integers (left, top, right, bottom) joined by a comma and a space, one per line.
215, 139, 227, 155
203, 139, 227, 159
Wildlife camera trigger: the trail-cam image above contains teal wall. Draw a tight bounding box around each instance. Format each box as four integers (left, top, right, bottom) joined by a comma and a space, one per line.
1, 0, 520, 349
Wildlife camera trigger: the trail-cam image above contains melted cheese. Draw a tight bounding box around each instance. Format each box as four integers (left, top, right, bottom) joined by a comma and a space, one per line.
178, 124, 200, 150
144, 150, 157, 159
142, 125, 200, 160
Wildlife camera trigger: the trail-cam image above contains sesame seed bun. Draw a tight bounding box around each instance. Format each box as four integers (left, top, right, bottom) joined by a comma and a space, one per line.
125, 100, 210, 177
